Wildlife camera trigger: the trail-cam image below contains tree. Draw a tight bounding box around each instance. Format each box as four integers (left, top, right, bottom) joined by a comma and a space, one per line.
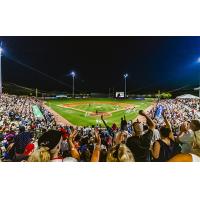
160, 92, 172, 99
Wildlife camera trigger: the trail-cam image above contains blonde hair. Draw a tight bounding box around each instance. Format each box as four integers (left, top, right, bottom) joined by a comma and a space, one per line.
106, 144, 135, 162
28, 147, 51, 162
28, 138, 62, 162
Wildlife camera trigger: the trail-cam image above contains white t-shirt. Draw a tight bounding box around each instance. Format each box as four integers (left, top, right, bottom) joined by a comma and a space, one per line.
150, 129, 161, 146
179, 131, 194, 153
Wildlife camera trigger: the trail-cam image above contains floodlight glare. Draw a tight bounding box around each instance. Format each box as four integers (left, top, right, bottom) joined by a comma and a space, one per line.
124, 73, 128, 78
0, 47, 2, 54
197, 57, 200, 63
71, 71, 75, 77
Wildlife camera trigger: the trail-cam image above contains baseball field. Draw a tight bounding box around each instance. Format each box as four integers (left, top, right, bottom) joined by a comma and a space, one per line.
45, 98, 155, 126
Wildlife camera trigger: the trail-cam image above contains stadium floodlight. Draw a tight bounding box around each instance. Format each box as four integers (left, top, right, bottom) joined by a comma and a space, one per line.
71, 71, 75, 98
124, 73, 128, 78
71, 71, 75, 77
197, 57, 200, 63
124, 73, 128, 98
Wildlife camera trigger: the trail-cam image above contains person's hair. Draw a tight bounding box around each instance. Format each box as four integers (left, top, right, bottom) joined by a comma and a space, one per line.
19, 126, 25, 132
28, 147, 50, 162
28, 130, 62, 162
80, 137, 89, 145
190, 120, 200, 132
106, 144, 135, 162
99, 149, 107, 162
80, 148, 91, 162
132, 122, 143, 135
159, 127, 170, 138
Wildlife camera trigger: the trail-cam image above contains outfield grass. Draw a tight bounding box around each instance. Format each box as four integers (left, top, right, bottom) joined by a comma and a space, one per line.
46, 98, 154, 126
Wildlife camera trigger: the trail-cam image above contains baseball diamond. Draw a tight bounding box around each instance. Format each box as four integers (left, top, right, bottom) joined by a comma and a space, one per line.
45, 98, 154, 126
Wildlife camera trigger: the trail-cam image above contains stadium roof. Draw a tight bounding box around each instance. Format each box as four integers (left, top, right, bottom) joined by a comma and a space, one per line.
176, 94, 200, 99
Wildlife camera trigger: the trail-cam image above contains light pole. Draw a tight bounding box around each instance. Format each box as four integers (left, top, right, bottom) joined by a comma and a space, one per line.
124, 73, 128, 98
71, 71, 75, 98
0, 44, 3, 95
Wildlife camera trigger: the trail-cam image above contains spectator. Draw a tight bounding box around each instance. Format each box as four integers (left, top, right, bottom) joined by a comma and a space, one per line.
28, 130, 63, 162
151, 127, 181, 161
14, 126, 33, 161
190, 120, 200, 156
126, 110, 154, 162
120, 115, 127, 131
106, 143, 134, 162
176, 122, 194, 153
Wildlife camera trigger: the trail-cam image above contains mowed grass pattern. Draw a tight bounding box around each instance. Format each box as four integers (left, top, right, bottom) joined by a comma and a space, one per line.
74, 103, 122, 112
46, 98, 154, 126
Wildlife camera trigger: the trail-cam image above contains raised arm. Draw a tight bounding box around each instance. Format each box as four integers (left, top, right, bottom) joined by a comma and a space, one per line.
139, 110, 155, 130
151, 141, 160, 159
101, 115, 110, 129
91, 129, 101, 162
68, 129, 80, 160
162, 111, 174, 141
162, 111, 172, 131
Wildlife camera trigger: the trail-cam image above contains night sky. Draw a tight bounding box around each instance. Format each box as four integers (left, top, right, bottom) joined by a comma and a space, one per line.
0, 36, 200, 94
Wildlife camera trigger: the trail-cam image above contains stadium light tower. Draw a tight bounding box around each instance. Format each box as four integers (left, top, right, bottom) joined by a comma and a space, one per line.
124, 73, 128, 98
71, 71, 75, 98
0, 43, 3, 95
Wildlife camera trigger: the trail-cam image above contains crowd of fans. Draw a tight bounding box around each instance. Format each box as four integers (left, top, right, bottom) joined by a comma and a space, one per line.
0, 94, 200, 162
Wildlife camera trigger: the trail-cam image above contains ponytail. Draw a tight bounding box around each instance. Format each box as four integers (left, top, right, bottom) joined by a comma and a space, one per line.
39, 147, 51, 162
28, 147, 51, 162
